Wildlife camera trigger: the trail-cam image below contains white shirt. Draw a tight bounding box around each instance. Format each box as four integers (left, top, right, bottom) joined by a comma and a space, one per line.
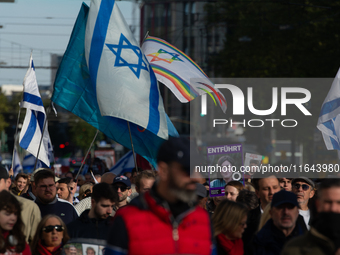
299, 209, 310, 230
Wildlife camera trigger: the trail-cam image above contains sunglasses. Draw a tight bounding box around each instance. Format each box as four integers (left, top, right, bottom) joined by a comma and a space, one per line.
113, 185, 128, 192
42, 225, 64, 233
293, 183, 310, 191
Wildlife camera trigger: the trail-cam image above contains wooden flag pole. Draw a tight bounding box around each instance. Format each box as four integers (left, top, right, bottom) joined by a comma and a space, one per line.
127, 121, 138, 170
74, 129, 99, 181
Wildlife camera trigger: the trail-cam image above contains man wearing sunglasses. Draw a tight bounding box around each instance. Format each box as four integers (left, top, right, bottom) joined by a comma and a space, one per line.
112, 175, 132, 208
282, 179, 340, 255
291, 177, 315, 229
105, 137, 215, 255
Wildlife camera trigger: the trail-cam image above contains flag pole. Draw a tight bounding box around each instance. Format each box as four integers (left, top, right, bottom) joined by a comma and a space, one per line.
11, 104, 23, 171
127, 121, 138, 170
74, 129, 99, 181
12, 53, 32, 171
33, 104, 51, 170
126, 31, 150, 171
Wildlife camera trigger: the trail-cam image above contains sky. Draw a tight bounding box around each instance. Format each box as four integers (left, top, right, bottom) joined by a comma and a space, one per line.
0, 0, 139, 86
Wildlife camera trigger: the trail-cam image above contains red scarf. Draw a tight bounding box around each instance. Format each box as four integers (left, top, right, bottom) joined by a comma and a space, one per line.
217, 233, 244, 255
36, 240, 62, 255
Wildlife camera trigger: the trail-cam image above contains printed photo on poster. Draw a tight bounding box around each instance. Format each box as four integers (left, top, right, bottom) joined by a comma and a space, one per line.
244, 153, 264, 179
207, 144, 243, 197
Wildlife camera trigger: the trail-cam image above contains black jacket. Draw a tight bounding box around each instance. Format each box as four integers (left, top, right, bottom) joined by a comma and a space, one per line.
242, 205, 261, 248
67, 209, 112, 240
251, 218, 305, 255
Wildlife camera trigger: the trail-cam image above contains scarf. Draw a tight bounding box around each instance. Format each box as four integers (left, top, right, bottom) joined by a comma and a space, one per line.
217, 233, 244, 255
312, 212, 340, 249
36, 240, 62, 255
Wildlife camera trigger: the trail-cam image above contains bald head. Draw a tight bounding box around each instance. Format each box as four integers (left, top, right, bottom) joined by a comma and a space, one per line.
101, 172, 116, 184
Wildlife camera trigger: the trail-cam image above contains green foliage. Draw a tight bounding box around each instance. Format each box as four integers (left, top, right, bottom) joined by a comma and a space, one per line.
205, 0, 340, 77
204, 1, 340, 162
0, 91, 9, 132
69, 117, 103, 153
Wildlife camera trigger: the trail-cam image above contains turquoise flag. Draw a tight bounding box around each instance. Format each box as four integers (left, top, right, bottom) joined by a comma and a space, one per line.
51, 3, 178, 167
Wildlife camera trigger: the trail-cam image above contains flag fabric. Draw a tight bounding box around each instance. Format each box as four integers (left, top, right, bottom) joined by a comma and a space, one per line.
51, 3, 178, 168
19, 55, 51, 167
84, 0, 168, 139
12, 146, 23, 176
142, 36, 227, 112
22, 153, 44, 173
317, 69, 340, 150
109, 151, 135, 175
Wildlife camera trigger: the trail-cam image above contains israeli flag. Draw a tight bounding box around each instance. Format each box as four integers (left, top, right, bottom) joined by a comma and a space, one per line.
317, 68, 340, 150
19, 55, 51, 167
12, 146, 23, 176
109, 151, 135, 175
85, 0, 168, 139
22, 153, 44, 173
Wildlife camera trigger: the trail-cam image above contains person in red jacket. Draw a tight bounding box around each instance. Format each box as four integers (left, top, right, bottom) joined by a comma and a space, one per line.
0, 190, 31, 255
105, 137, 216, 255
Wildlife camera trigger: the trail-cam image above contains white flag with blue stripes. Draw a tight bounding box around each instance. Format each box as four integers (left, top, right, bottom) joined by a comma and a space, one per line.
19, 55, 50, 167
85, 0, 168, 139
12, 146, 23, 176
317, 68, 340, 150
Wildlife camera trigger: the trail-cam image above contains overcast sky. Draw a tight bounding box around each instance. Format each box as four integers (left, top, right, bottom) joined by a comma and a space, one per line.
0, 0, 139, 86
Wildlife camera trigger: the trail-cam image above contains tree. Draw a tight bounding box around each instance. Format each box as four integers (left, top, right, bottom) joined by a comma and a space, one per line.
204, 0, 340, 163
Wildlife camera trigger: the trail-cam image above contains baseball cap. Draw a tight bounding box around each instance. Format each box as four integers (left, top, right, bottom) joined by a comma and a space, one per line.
157, 137, 191, 172
271, 190, 299, 208
196, 183, 208, 198
112, 175, 131, 187
0, 165, 9, 180
292, 177, 315, 189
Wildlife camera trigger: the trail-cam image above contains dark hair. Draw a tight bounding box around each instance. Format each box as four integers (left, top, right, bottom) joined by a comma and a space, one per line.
91, 183, 118, 204
57, 177, 72, 185
30, 215, 69, 255
318, 179, 340, 198
217, 155, 235, 167
14, 173, 28, 182
225, 181, 244, 193
0, 190, 26, 253
34, 169, 55, 185
252, 172, 279, 191
135, 170, 156, 191
236, 189, 259, 210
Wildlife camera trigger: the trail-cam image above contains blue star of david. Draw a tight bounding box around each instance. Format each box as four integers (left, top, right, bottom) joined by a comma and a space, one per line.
158, 49, 183, 62
106, 34, 149, 79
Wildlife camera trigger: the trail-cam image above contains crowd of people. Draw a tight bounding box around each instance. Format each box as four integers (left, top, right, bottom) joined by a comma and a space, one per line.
0, 137, 339, 254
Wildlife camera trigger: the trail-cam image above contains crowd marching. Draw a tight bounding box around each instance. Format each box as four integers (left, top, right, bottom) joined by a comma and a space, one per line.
0, 137, 338, 255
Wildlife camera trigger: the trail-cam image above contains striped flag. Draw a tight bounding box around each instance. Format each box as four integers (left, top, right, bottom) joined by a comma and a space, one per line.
142, 36, 227, 112
19, 55, 51, 167
317, 68, 340, 150
84, 0, 168, 139
52, 3, 178, 168
12, 146, 23, 176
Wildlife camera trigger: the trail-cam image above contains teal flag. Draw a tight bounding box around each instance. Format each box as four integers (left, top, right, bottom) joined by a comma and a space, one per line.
51, 3, 178, 167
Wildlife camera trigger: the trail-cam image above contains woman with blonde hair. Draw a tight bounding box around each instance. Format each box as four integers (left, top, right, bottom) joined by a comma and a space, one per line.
212, 199, 248, 255
30, 215, 70, 255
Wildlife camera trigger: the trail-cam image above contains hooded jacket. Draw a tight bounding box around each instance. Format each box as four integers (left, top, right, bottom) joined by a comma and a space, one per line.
66, 209, 112, 240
